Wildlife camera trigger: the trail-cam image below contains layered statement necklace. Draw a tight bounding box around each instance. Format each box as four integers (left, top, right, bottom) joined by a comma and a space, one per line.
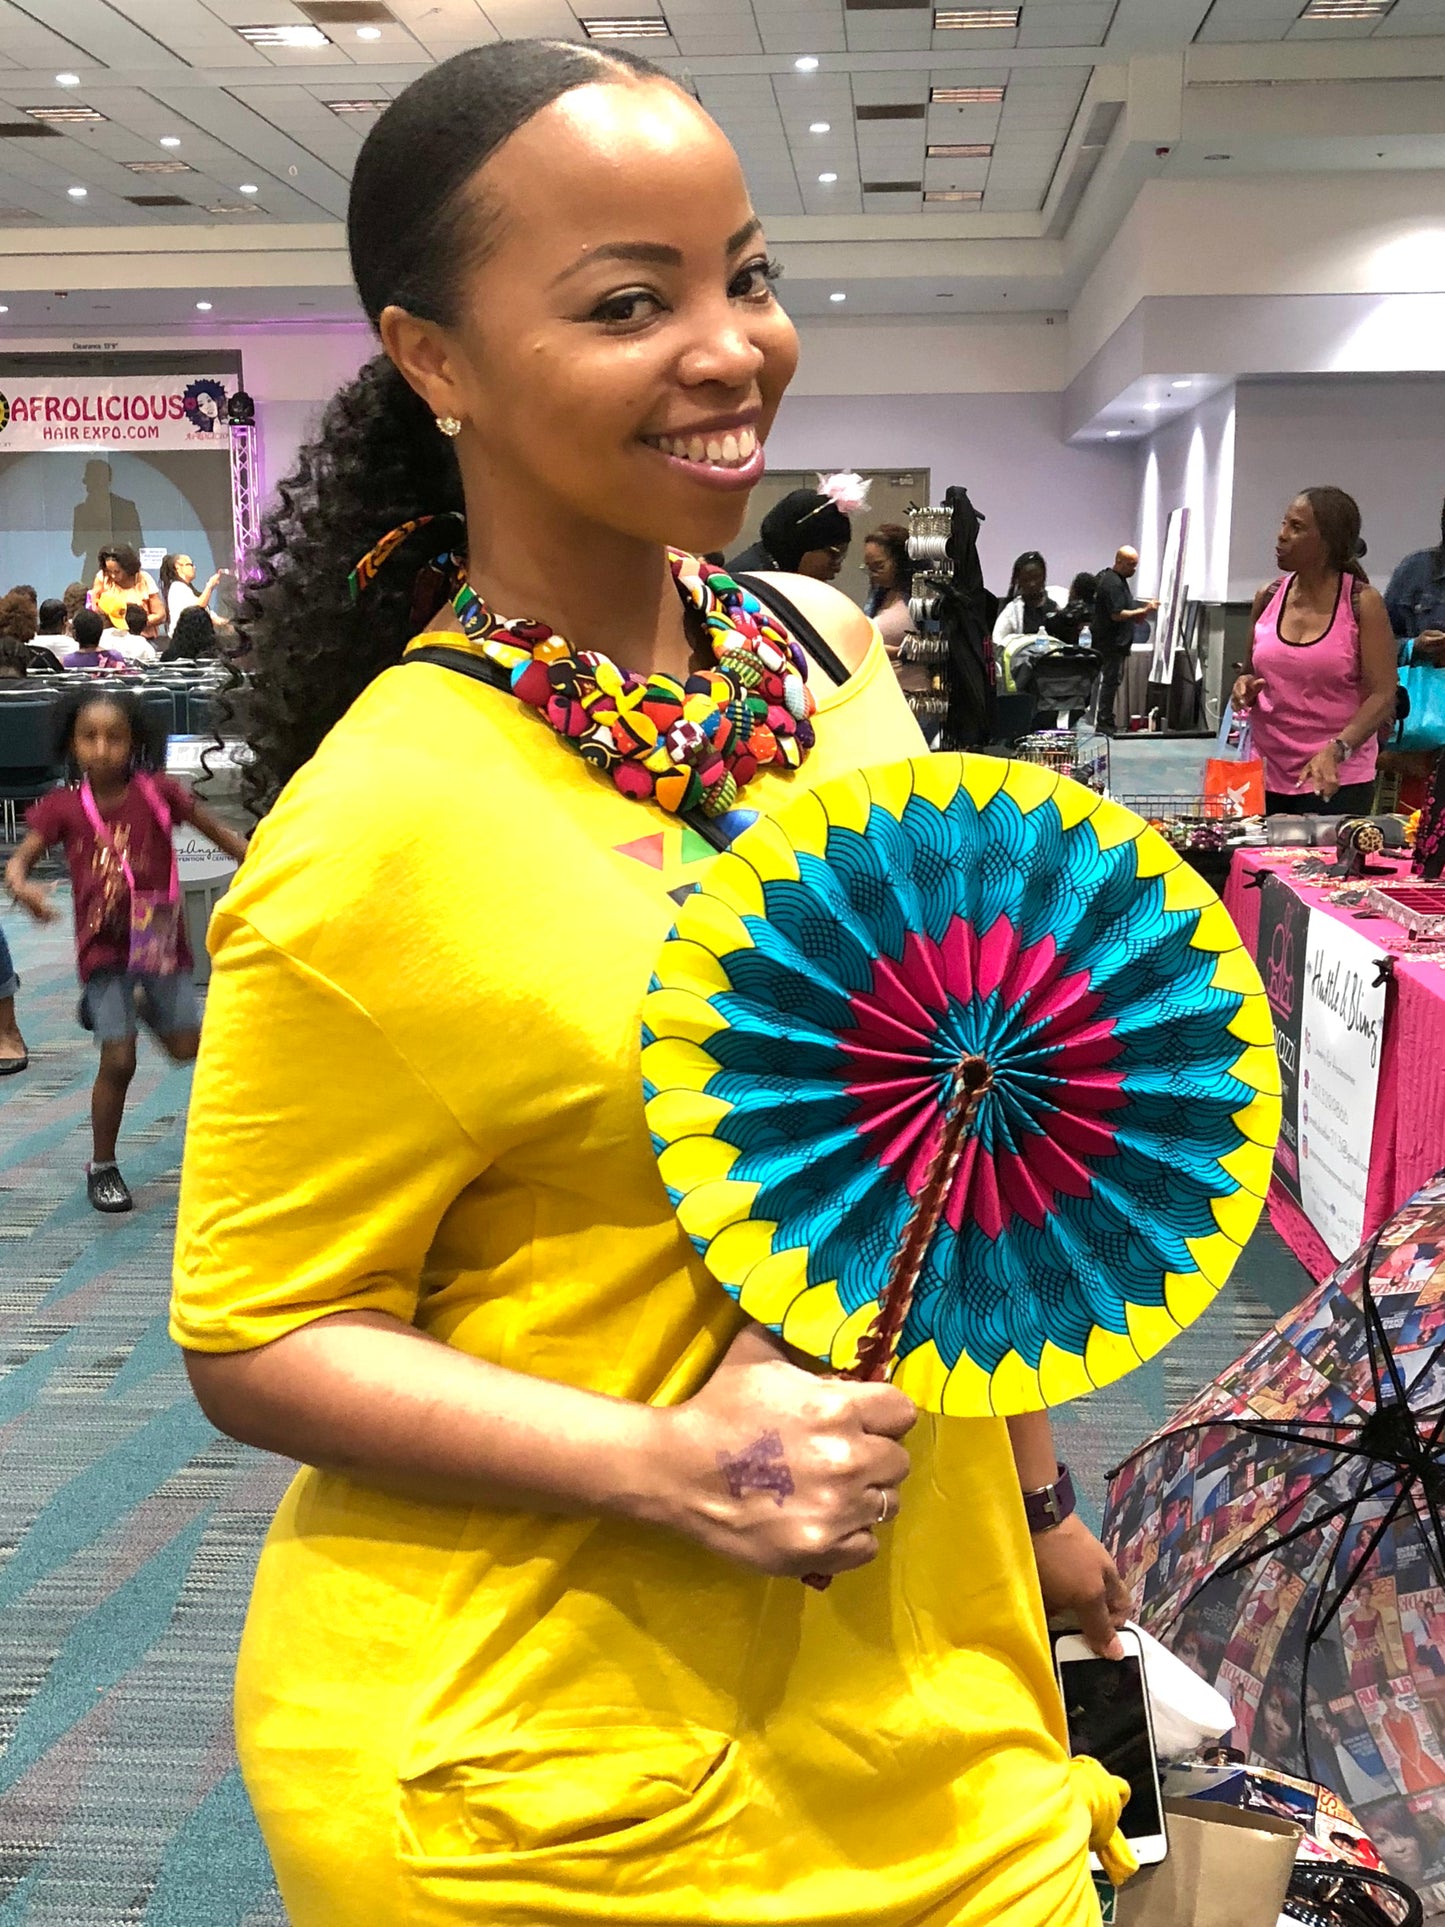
437, 549, 817, 818
352, 517, 821, 816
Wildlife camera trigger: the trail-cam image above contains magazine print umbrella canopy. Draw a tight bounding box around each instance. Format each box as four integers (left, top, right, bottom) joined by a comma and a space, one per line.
642, 754, 1279, 1417
1104, 1169, 1445, 1909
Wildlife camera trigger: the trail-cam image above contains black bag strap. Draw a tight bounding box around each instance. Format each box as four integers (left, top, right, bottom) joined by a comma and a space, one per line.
730, 572, 854, 688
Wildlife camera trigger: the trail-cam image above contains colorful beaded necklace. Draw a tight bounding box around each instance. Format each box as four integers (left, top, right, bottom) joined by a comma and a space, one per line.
442, 550, 817, 818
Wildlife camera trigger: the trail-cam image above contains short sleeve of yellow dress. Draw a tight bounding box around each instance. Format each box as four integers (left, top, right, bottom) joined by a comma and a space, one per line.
171, 620, 1103, 1927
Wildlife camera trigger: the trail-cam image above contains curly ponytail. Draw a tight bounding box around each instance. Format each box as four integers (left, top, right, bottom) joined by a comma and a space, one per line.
237, 38, 666, 814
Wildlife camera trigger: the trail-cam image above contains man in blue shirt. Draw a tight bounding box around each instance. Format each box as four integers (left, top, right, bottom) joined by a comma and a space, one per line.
1385, 497, 1445, 653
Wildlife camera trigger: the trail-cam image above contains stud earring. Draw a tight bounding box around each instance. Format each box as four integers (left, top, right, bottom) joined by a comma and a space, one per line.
436, 415, 462, 439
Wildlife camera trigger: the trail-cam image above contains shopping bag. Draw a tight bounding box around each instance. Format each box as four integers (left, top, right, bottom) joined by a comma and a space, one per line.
1203, 705, 1266, 817
1395, 647, 1445, 752
1111, 1797, 1301, 1927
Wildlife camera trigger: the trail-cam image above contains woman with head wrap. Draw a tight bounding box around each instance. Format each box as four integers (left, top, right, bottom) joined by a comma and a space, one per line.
728, 472, 869, 582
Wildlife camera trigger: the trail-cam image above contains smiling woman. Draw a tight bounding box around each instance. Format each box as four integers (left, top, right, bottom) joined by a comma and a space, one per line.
170, 37, 1125, 1927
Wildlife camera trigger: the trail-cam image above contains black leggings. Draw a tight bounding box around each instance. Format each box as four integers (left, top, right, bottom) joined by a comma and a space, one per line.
1265, 782, 1376, 817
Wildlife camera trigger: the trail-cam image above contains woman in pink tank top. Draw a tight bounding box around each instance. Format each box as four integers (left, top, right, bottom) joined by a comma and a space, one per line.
1232, 487, 1398, 814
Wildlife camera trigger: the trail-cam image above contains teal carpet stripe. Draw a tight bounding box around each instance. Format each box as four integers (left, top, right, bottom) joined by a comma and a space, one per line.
0, 1516, 209, 1795
142, 1771, 282, 1927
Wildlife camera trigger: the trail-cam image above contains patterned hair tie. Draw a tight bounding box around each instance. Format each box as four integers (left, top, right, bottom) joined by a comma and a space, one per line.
349, 513, 465, 603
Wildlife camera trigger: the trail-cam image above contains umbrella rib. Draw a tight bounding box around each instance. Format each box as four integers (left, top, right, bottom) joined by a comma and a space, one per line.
1229, 1419, 1387, 1463
1314, 1470, 1418, 1642
1202, 1466, 1401, 1591
1298, 1471, 1372, 1787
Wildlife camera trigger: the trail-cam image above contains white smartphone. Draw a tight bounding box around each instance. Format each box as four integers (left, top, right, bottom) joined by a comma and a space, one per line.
1053, 1627, 1169, 1869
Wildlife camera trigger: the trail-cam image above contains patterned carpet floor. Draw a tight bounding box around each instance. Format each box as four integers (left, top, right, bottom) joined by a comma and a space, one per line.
0, 882, 1310, 1924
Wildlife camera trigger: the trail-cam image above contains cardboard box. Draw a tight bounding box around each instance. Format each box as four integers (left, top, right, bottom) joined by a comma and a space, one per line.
1110, 1796, 1302, 1927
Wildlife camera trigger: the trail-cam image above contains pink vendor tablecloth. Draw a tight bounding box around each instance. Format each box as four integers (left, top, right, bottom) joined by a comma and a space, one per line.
1223, 849, 1445, 1280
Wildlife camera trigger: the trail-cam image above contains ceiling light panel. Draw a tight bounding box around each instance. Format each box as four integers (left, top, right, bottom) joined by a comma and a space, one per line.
24, 105, 106, 124
926, 141, 993, 156
324, 98, 391, 114
1299, 0, 1394, 14
236, 24, 331, 49
934, 7, 1019, 24
930, 85, 1006, 103
124, 160, 193, 174
925, 188, 983, 200
580, 16, 671, 36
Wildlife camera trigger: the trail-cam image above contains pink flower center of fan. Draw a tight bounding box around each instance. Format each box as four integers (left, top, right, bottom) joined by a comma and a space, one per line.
838, 913, 1127, 1240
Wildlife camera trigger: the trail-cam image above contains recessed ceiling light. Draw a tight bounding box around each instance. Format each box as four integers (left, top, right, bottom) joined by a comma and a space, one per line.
25, 104, 105, 124
203, 203, 260, 214
809, 121, 831, 133
236, 22, 330, 48
159, 136, 182, 147
125, 160, 192, 174
794, 55, 820, 71
0, 305, 9, 313
580, 15, 669, 35
927, 142, 993, 159
324, 98, 390, 115
930, 85, 1006, 104
829, 290, 847, 302
924, 188, 982, 202
55, 73, 81, 87
1300, 0, 1393, 16
1106, 430, 1122, 440
934, 7, 1019, 25
67, 185, 87, 199
818, 171, 838, 183
355, 24, 383, 37
1144, 402, 1163, 412
239, 183, 259, 194
196, 300, 213, 311
1173, 379, 1194, 390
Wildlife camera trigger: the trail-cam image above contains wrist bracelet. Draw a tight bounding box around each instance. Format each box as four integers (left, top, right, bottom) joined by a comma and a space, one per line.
1023, 1463, 1077, 1534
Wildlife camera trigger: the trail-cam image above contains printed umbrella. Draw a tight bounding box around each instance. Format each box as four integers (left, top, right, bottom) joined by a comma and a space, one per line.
642, 754, 1279, 1417
1103, 1169, 1445, 1910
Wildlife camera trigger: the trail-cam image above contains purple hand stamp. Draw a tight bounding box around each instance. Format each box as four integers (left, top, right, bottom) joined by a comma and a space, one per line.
717, 1429, 795, 1507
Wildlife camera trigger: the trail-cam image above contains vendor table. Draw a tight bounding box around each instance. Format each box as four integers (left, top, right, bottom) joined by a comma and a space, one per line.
1223, 849, 1445, 1279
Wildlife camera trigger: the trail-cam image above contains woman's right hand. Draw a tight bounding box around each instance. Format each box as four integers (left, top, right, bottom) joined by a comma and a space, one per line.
659, 1322, 916, 1579
1231, 673, 1265, 709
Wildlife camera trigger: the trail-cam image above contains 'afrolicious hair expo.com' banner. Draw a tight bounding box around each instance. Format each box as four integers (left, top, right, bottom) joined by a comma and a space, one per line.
0, 374, 236, 451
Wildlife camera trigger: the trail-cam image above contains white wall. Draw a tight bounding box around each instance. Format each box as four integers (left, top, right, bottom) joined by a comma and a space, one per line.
1068, 172, 1445, 379
1228, 375, 1445, 601
1133, 385, 1237, 602
765, 389, 1139, 591
240, 324, 373, 509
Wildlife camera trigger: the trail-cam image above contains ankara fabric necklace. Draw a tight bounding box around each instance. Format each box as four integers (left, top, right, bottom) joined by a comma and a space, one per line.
443, 550, 817, 818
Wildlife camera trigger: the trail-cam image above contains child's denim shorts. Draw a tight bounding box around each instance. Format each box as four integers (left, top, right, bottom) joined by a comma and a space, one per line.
80, 970, 201, 1044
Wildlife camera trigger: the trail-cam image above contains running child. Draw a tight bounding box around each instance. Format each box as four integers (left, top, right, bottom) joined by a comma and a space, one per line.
4, 688, 247, 1212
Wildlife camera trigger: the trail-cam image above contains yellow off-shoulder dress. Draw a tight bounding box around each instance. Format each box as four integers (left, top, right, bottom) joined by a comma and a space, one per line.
172, 614, 1117, 1926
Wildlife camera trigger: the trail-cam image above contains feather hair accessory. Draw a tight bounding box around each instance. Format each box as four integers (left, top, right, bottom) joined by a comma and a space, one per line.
814, 471, 872, 517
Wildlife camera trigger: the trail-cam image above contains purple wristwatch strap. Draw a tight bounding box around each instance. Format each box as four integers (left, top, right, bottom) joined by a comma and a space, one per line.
1023, 1463, 1077, 1534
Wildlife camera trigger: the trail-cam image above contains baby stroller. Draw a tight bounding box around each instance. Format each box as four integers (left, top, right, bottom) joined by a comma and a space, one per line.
1014, 642, 1101, 730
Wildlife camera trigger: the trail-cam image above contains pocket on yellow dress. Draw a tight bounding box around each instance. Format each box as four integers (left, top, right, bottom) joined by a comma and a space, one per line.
398, 1720, 736, 1865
